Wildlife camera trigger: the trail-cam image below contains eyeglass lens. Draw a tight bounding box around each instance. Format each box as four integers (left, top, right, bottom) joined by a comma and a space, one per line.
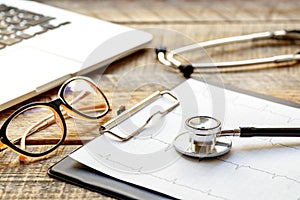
62, 79, 107, 118
5, 106, 64, 155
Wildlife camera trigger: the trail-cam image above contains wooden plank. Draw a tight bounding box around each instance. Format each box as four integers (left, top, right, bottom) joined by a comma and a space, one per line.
91, 22, 300, 103
0, 146, 110, 199
1, 0, 300, 199
38, 0, 300, 23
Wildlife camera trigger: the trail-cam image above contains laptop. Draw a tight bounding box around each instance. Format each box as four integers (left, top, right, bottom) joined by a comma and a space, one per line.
0, 0, 152, 111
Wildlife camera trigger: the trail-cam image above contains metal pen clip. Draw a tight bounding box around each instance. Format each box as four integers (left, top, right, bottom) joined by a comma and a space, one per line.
99, 90, 180, 141
156, 29, 300, 77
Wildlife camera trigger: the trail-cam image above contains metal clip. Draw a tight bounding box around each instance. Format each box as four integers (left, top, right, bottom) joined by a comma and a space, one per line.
99, 90, 180, 141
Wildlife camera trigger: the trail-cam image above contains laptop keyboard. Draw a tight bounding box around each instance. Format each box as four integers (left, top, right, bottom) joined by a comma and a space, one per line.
0, 4, 70, 49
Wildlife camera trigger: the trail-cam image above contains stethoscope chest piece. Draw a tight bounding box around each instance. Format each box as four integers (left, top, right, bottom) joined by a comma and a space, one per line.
174, 132, 232, 158
174, 116, 232, 158
174, 115, 300, 159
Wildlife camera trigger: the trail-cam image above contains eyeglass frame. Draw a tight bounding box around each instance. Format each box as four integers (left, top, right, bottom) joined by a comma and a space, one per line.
0, 76, 110, 158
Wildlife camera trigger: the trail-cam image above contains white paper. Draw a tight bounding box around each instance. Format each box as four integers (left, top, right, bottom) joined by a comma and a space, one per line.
70, 79, 300, 200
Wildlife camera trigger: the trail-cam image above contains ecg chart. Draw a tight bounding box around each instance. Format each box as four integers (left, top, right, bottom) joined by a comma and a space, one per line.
71, 79, 300, 200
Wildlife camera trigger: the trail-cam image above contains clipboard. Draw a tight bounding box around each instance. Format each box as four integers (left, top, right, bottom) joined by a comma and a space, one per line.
48, 90, 180, 200
48, 155, 174, 200
48, 78, 300, 199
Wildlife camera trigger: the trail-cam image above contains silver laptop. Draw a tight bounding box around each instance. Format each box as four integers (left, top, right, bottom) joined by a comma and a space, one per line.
0, 0, 152, 111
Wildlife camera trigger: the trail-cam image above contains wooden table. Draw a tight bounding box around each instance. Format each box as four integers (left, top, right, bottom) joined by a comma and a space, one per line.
1, 0, 300, 199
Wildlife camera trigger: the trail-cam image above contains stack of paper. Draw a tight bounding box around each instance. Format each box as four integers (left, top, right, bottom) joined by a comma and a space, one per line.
71, 79, 300, 200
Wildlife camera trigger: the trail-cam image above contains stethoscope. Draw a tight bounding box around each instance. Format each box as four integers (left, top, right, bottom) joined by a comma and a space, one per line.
156, 29, 300, 78
174, 116, 300, 158
155, 30, 300, 157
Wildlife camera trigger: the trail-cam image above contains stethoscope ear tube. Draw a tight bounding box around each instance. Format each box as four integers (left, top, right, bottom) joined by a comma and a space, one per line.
156, 29, 300, 77
239, 127, 300, 137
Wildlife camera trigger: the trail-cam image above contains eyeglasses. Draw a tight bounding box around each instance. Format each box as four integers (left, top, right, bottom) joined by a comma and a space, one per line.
0, 76, 109, 160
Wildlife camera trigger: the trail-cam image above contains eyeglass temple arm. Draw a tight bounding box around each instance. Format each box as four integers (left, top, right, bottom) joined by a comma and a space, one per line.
0, 116, 52, 155
11, 104, 106, 161
99, 90, 180, 142
16, 90, 103, 148
68, 90, 90, 105
156, 29, 300, 75
0, 90, 104, 160
16, 104, 107, 141
18, 112, 63, 161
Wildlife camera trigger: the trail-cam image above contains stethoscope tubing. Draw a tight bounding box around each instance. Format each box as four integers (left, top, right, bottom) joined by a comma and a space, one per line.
156, 29, 300, 77
222, 127, 300, 137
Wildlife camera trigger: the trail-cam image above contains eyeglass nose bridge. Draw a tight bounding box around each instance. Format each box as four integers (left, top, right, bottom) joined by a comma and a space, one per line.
48, 98, 77, 120
50, 98, 64, 107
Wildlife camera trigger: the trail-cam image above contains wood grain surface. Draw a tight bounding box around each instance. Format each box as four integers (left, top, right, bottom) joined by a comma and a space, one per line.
1, 0, 300, 199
